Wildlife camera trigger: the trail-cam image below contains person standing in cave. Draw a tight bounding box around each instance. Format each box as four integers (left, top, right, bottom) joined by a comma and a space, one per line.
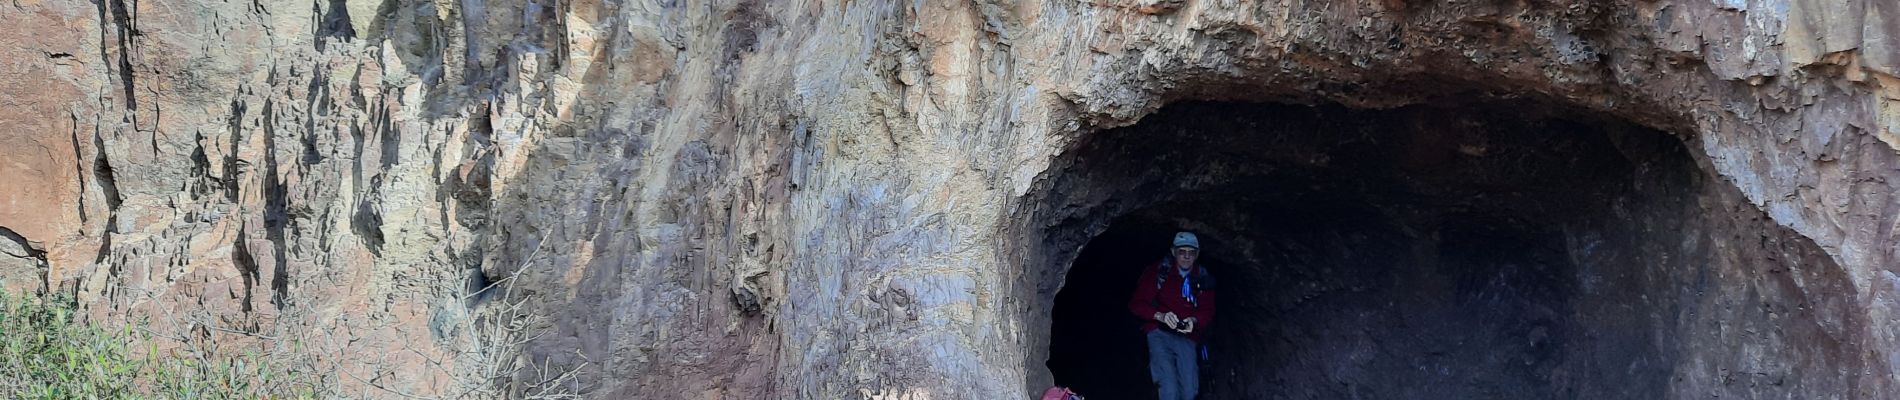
1128, 231, 1216, 400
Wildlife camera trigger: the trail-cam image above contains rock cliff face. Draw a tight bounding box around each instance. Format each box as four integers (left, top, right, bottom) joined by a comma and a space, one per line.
1, 0, 1896, 398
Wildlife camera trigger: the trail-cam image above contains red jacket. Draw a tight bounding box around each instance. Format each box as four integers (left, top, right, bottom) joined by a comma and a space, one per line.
1128, 258, 1216, 342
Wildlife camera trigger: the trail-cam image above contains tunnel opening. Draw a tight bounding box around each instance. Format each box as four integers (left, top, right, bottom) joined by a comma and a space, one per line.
1026, 99, 1857, 399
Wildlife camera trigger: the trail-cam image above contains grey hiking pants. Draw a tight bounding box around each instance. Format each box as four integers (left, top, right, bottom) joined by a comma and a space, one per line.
1146, 329, 1198, 400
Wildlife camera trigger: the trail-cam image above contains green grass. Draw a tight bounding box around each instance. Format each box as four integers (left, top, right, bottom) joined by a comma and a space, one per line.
0, 292, 321, 399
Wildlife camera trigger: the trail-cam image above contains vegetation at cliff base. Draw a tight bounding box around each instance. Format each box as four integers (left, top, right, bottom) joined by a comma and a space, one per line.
0, 292, 319, 399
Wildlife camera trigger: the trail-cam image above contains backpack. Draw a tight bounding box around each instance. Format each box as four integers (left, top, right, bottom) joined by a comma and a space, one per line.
1040, 386, 1081, 400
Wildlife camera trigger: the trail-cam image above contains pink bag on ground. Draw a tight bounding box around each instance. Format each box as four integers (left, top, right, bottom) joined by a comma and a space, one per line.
1040, 386, 1080, 400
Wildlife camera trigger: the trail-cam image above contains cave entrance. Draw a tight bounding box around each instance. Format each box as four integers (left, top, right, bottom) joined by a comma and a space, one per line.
1026, 98, 1837, 399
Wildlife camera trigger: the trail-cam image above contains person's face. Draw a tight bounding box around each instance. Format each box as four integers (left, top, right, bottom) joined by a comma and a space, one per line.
1172, 246, 1199, 269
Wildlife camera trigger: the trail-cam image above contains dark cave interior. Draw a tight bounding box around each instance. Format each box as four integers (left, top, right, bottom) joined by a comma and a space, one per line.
1034, 100, 1851, 399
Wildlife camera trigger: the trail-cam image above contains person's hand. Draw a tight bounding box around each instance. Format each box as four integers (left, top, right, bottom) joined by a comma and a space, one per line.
1156, 312, 1180, 329
1178, 317, 1196, 333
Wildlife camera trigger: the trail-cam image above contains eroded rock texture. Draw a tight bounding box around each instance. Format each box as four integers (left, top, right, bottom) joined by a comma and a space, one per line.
0, 0, 1895, 398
